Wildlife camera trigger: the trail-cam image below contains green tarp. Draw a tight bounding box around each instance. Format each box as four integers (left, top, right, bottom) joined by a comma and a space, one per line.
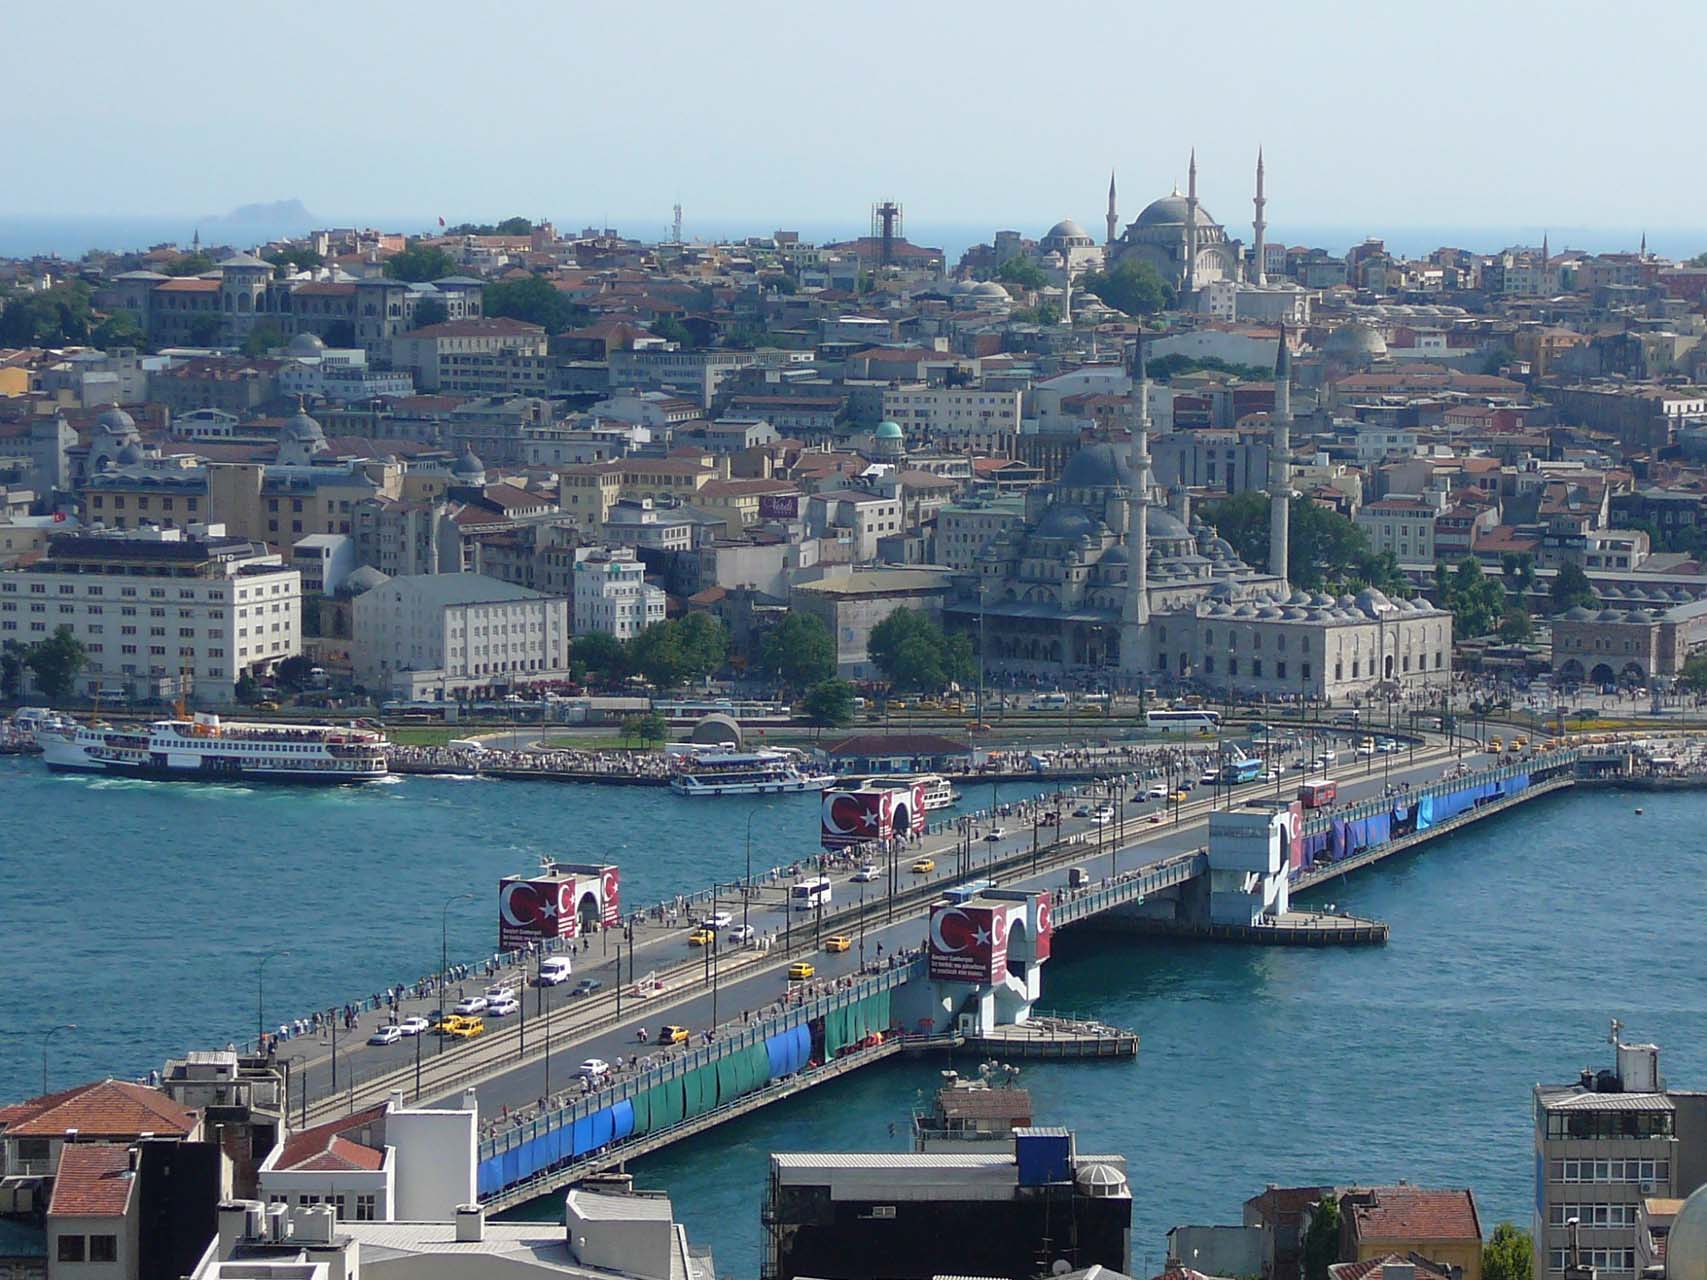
824, 991, 892, 1059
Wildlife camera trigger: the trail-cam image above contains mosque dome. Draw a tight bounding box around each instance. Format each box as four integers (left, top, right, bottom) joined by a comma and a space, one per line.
284, 406, 325, 442
116, 442, 144, 466
96, 404, 138, 437
286, 332, 327, 357
277, 404, 329, 464
1325, 320, 1388, 360
1059, 442, 1140, 492
875, 420, 904, 441
452, 446, 486, 482
1042, 218, 1094, 246
1134, 191, 1216, 228
970, 280, 1011, 301
1145, 506, 1191, 541
338, 565, 390, 598
1036, 506, 1097, 541
1667, 1183, 1707, 1280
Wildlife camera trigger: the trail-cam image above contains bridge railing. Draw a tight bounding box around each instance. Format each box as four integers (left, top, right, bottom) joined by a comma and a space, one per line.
1302, 748, 1579, 834
1052, 850, 1207, 927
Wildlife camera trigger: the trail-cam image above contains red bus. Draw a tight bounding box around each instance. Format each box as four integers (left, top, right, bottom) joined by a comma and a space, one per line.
1299, 779, 1338, 809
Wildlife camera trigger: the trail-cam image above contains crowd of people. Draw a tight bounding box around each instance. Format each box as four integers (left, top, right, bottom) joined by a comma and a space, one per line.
386, 742, 676, 778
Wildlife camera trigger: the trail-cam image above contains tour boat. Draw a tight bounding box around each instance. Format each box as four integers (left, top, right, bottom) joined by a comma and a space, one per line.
37, 711, 389, 783
667, 746, 836, 797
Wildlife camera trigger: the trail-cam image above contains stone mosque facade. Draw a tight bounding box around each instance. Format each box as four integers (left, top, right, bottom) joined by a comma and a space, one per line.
943, 342, 1453, 702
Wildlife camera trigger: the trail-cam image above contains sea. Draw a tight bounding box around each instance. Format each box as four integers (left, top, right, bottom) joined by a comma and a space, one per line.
2, 760, 1704, 1278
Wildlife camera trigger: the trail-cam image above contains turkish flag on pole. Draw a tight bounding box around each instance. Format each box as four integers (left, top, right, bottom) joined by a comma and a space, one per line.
438, 216, 446, 228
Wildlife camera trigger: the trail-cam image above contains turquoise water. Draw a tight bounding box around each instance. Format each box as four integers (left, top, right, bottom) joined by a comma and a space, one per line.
4, 759, 1704, 1279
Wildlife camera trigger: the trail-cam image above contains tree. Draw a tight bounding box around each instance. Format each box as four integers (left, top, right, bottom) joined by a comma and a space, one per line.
482, 275, 586, 333
1078, 257, 1175, 316
651, 315, 695, 348
674, 612, 728, 681
620, 711, 667, 746
24, 626, 86, 701
1011, 303, 1062, 326
802, 679, 856, 730
759, 612, 837, 690
1435, 556, 1507, 639
572, 631, 628, 684
0, 639, 27, 699
1198, 493, 1410, 595
242, 324, 285, 357
234, 672, 262, 705
1498, 607, 1534, 643
383, 240, 458, 283
867, 609, 975, 692
163, 252, 214, 277
1550, 562, 1598, 614
494, 216, 533, 236
1689, 252, 1707, 268
628, 622, 688, 688
186, 314, 223, 346
1302, 1193, 1341, 1280
0, 282, 94, 345
91, 312, 145, 350
1680, 650, 1707, 692
266, 245, 324, 272
1146, 353, 1271, 383
1483, 1224, 1534, 1280
1502, 551, 1537, 599
412, 297, 448, 329
273, 654, 316, 692
995, 259, 1046, 289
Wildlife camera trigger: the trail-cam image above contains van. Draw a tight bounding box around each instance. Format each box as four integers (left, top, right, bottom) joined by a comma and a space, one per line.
1067, 866, 1090, 888
537, 957, 573, 986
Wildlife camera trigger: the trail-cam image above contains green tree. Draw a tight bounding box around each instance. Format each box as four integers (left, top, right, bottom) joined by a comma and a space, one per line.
768, 274, 798, 295
91, 312, 145, 350
163, 252, 214, 276
1302, 1193, 1342, 1280
266, 246, 324, 272
674, 612, 728, 681
867, 609, 975, 692
186, 314, 223, 346
0, 639, 27, 699
994, 259, 1045, 289
1078, 258, 1175, 316
1436, 556, 1507, 639
802, 679, 856, 730
1550, 562, 1599, 614
1482, 1224, 1534, 1280
1498, 607, 1534, 643
273, 654, 316, 692
1011, 303, 1062, 326
1502, 551, 1537, 598
384, 240, 458, 283
1680, 650, 1707, 692
0, 282, 94, 345
621, 711, 667, 746
572, 631, 628, 683
235, 672, 262, 705
242, 323, 285, 357
651, 315, 695, 348
482, 275, 586, 333
759, 612, 837, 690
494, 216, 533, 236
25, 626, 86, 701
1198, 493, 1409, 594
412, 297, 449, 328
1146, 353, 1271, 383
1688, 252, 1707, 268
628, 622, 688, 688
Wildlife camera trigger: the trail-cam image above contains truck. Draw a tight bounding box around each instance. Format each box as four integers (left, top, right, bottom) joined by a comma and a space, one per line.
1299, 779, 1338, 809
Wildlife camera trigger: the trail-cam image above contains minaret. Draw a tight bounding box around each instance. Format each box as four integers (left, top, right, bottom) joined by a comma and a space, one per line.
1252, 148, 1267, 286
1185, 148, 1199, 296
1268, 327, 1292, 583
1122, 332, 1151, 671
1106, 169, 1119, 249
1540, 231, 1549, 291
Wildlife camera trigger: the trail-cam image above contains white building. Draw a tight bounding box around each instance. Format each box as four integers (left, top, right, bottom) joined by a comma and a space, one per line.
805, 490, 903, 563
571, 547, 666, 638
936, 496, 1027, 572
1356, 495, 1445, 563
0, 525, 300, 701
879, 386, 1023, 454
601, 499, 695, 552
352, 572, 570, 699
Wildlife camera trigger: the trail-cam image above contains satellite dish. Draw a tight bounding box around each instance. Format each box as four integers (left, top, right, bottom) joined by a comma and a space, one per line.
1052, 1261, 1072, 1275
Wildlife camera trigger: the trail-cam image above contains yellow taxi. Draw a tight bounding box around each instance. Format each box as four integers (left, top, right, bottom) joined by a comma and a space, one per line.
824, 935, 852, 953
687, 927, 716, 947
787, 961, 815, 981
1511, 737, 1527, 750
1488, 737, 1503, 753
659, 1024, 691, 1045
444, 1015, 485, 1040
910, 857, 935, 874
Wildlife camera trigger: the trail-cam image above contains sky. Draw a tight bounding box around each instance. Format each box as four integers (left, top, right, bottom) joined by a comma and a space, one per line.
9, 0, 1706, 248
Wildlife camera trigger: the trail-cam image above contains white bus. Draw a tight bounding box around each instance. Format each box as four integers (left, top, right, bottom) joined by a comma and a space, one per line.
654, 698, 794, 725
1147, 708, 1222, 731
789, 876, 833, 912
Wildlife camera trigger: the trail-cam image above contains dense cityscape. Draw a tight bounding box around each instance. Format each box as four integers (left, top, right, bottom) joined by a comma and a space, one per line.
5, 8, 1707, 1280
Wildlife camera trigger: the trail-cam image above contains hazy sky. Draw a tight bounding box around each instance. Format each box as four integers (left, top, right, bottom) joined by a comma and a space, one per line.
11, 0, 1705, 241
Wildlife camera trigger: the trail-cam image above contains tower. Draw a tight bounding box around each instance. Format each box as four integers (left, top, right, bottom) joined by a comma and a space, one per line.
1251, 148, 1267, 287
1106, 170, 1119, 249
1185, 148, 1199, 296
1268, 328, 1293, 583
1540, 231, 1549, 291
1121, 332, 1151, 672
672, 203, 683, 243
871, 200, 902, 267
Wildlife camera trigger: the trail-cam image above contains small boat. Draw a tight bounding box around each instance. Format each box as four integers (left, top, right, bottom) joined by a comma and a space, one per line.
667, 745, 836, 797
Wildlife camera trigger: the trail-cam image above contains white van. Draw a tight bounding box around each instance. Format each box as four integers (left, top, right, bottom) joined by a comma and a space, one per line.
537, 957, 573, 986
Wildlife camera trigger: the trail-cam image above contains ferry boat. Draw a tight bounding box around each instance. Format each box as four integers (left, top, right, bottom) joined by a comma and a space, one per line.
36, 711, 389, 783
667, 745, 836, 797
845, 773, 958, 811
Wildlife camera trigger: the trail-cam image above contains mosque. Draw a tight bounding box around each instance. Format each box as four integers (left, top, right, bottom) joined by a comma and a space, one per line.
942, 339, 1453, 702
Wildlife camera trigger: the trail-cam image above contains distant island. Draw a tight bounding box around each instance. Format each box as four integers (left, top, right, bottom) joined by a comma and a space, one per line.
200, 198, 317, 229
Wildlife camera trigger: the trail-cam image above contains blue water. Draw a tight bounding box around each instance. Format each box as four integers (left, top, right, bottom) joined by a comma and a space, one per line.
4, 760, 1704, 1280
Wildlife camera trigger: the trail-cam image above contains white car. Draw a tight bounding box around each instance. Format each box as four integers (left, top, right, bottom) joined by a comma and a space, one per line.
701, 910, 733, 929
1379, 739, 1401, 753
1198, 770, 1220, 785
1088, 812, 1113, 826
851, 865, 881, 882
487, 994, 520, 1017
1142, 785, 1168, 801
579, 1058, 611, 1082
368, 1025, 403, 1047
397, 1016, 430, 1037
727, 924, 756, 944
453, 995, 488, 1016
983, 826, 1007, 842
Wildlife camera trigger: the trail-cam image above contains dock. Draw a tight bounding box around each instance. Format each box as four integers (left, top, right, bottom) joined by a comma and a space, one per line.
963, 1014, 1139, 1058
1091, 909, 1389, 945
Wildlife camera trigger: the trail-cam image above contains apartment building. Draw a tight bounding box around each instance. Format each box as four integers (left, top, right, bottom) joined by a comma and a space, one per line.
572, 547, 666, 638
1356, 497, 1442, 563
936, 495, 1026, 571
805, 490, 903, 563
880, 386, 1022, 455
1533, 1029, 1707, 1280
0, 527, 301, 699
388, 318, 549, 393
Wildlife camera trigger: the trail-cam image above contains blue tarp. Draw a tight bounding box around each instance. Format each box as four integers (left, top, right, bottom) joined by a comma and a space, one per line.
571, 1114, 595, 1157
765, 1030, 792, 1078
611, 1099, 635, 1142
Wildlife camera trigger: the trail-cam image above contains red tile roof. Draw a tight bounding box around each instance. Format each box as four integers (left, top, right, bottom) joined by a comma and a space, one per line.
1330, 1255, 1455, 1280
406, 317, 544, 340
2, 1080, 197, 1140
1344, 1186, 1482, 1243
48, 1145, 136, 1217
272, 1103, 388, 1173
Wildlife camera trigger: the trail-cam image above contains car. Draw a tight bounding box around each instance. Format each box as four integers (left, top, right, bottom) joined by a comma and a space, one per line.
579, 1058, 610, 1081
1488, 738, 1503, 753
256, 700, 281, 712
446, 1016, 484, 1040
659, 1024, 691, 1045
688, 927, 716, 947
983, 826, 1007, 842
453, 995, 488, 1016
1378, 739, 1400, 753
1171, 790, 1190, 803
701, 910, 733, 929
1147, 811, 1165, 823
824, 934, 852, 953
1357, 743, 1376, 757
572, 978, 602, 996
1072, 805, 1091, 817
1088, 812, 1113, 826
727, 924, 756, 943
910, 857, 935, 874
1198, 770, 1220, 785
397, 1015, 430, 1037
851, 864, 881, 882
368, 1024, 403, 1046
487, 994, 520, 1017
787, 961, 816, 980
1141, 785, 1168, 801
1263, 768, 1282, 782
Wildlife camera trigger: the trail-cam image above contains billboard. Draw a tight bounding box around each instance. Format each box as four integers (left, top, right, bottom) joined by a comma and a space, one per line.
820, 786, 925, 848
1285, 801, 1305, 870
499, 862, 621, 948
1034, 891, 1053, 962
928, 903, 1012, 985
758, 493, 800, 520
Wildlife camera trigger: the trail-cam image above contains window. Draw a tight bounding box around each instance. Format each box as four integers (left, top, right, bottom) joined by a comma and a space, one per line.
58, 1236, 86, 1263
90, 1235, 118, 1263
356, 1194, 376, 1220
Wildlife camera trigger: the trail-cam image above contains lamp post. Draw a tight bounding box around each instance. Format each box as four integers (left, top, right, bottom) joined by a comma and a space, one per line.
440, 891, 476, 1055
43, 1023, 76, 1097
258, 950, 291, 1048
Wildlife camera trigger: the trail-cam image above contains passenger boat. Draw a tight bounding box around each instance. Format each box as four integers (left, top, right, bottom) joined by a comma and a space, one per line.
844, 773, 958, 811
36, 710, 388, 783
667, 746, 836, 797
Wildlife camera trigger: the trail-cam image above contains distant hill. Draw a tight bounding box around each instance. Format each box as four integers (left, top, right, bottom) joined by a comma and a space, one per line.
201, 199, 317, 229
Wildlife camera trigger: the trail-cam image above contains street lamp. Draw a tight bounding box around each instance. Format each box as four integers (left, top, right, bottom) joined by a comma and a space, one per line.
258, 950, 292, 1048
440, 891, 477, 1055
43, 1023, 76, 1097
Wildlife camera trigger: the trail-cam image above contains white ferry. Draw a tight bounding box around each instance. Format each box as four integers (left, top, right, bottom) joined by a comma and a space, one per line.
37, 711, 388, 783
667, 745, 836, 797
844, 773, 958, 811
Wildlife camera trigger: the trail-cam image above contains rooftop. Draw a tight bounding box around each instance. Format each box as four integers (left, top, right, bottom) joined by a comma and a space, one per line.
1, 1078, 197, 1139
1343, 1186, 1482, 1243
